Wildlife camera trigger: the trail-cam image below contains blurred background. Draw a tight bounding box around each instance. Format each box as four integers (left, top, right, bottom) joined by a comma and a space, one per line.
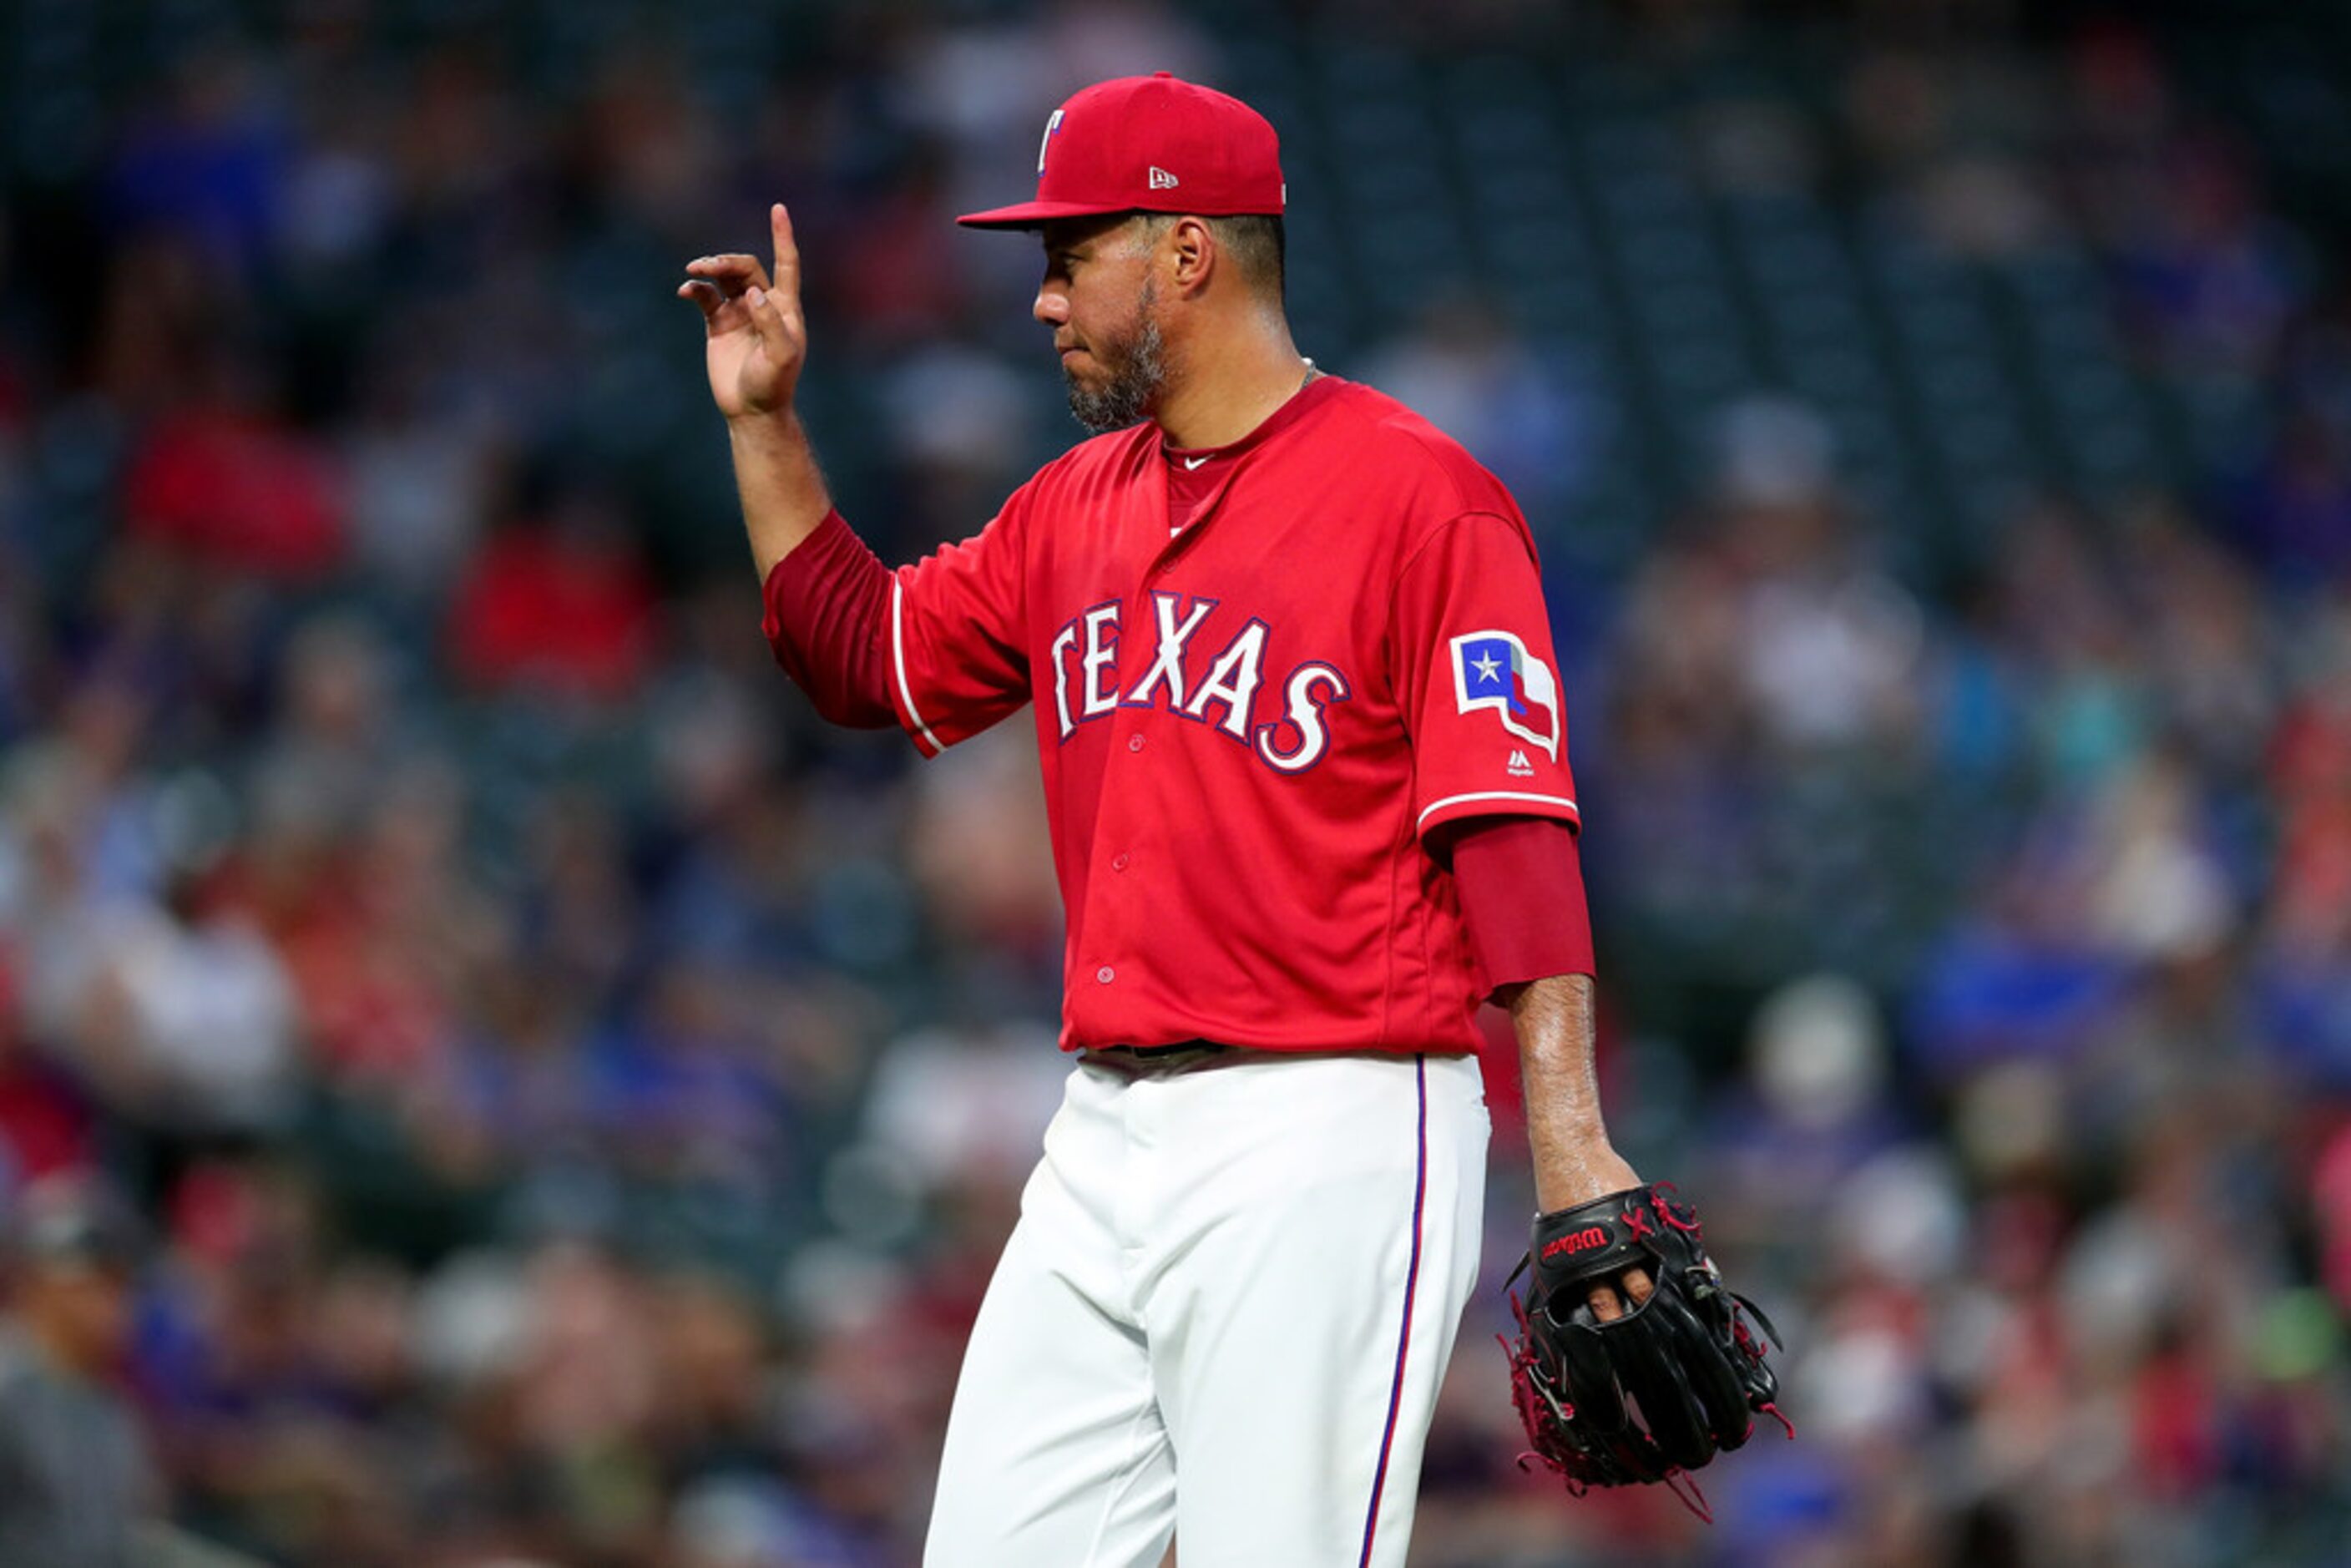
0, 0, 2346, 1562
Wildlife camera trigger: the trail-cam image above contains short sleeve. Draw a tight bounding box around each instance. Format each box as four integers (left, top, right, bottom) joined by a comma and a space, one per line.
1392, 510, 1580, 839
889, 487, 1034, 756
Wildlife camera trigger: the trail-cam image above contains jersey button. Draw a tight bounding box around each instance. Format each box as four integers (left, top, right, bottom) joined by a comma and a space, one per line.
1128, 734, 1145, 753
1095, 965, 1115, 984
1112, 853, 1130, 872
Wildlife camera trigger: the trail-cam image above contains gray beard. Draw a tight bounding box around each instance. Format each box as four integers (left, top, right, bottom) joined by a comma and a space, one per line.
1064, 317, 1166, 435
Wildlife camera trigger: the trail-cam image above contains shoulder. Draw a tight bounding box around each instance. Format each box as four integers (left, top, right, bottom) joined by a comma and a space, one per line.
1307, 380, 1535, 562
955, 426, 1154, 554
1320, 382, 1511, 491
1021, 423, 1158, 503
1310, 380, 1527, 524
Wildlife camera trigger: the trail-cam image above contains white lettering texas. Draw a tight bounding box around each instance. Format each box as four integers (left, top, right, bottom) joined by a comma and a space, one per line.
1049, 591, 1352, 773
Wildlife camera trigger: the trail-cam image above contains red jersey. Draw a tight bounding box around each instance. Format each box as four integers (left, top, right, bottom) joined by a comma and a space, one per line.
883, 376, 1577, 1055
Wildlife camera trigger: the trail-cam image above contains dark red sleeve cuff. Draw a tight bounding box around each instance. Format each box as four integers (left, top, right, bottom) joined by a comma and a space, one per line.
760, 511, 896, 728
1445, 816, 1595, 995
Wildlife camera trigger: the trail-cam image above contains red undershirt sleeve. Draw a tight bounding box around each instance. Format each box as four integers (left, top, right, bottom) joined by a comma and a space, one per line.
1443, 815, 1595, 994
759, 510, 896, 729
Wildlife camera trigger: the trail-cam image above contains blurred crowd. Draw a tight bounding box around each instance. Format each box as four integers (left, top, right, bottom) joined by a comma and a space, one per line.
0, 1, 2347, 1565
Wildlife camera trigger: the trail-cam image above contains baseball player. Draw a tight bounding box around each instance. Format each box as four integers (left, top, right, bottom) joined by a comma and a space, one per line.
681, 73, 1776, 1566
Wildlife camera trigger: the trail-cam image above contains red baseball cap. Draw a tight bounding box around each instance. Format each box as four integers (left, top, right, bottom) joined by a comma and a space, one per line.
957, 72, 1285, 230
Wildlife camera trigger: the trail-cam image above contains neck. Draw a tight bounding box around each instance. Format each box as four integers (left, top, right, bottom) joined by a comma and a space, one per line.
1152, 307, 1312, 449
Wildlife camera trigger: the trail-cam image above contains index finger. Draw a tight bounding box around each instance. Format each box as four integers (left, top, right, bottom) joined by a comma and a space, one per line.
770, 203, 801, 309
685, 254, 771, 291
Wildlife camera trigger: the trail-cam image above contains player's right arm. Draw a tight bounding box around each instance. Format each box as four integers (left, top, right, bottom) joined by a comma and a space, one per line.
679, 204, 1034, 748
677, 202, 832, 579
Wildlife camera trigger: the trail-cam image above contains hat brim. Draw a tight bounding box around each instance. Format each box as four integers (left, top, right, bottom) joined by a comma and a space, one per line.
954, 200, 1140, 230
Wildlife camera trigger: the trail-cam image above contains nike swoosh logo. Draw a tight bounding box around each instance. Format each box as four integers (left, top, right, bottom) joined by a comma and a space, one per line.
1183, 455, 1209, 470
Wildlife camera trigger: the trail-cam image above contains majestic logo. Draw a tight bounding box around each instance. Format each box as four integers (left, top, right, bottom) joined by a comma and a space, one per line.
1451, 630, 1560, 761
1540, 1225, 1610, 1261
1036, 109, 1066, 175
1507, 749, 1534, 777
1148, 165, 1180, 190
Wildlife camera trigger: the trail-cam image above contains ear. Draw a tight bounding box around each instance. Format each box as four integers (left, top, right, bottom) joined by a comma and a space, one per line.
1165, 215, 1216, 299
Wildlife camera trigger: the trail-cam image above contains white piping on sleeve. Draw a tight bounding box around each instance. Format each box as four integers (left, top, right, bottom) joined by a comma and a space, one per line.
891, 578, 945, 756
1415, 791, 1580, 832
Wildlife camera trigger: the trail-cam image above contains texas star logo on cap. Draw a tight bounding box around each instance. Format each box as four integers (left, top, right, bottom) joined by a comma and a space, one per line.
961, 72, 1286, 230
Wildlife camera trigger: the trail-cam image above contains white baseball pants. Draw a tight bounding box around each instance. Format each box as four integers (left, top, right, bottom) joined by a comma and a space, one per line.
923, 1048, 1489, 1568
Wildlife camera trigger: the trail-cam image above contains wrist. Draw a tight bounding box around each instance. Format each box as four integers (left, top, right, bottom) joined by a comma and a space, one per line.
1533, 1141, 1640, 1215
727, 405, 801, 438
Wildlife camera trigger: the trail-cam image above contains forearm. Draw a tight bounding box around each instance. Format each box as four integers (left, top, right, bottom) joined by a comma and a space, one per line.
1508, 972, 1639, 1212
729, 409, 836, 580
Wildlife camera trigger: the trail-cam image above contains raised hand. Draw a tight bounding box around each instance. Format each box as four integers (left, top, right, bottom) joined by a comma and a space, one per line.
677, 202, 808, 420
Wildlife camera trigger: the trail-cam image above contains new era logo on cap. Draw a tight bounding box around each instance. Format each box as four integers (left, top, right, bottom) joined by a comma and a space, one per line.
959, 73, 1286, 229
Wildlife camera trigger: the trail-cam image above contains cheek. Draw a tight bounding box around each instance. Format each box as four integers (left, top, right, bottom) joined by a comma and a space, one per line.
1079, 293, 1140, 354
1073, 264, 1143, 335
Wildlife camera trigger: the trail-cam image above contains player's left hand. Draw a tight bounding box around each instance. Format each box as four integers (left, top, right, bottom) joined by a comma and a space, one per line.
1544, 1146, 1652, 1326
1501, 1182, 1790, 1515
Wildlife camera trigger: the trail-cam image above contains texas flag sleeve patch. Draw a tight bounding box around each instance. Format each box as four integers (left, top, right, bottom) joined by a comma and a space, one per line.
1450, 630, 1560, 761
1395, 513, 1580, 841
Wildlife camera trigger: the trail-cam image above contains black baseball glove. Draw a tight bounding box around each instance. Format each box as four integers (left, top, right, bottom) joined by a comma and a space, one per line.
1502, 1183, 1789, 1509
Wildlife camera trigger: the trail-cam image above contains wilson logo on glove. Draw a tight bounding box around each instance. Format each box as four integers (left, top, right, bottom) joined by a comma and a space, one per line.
1540, 1225, 1610, 1260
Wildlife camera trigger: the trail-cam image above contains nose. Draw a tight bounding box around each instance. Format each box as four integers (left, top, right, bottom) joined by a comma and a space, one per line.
1034, 286, 1069, 327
